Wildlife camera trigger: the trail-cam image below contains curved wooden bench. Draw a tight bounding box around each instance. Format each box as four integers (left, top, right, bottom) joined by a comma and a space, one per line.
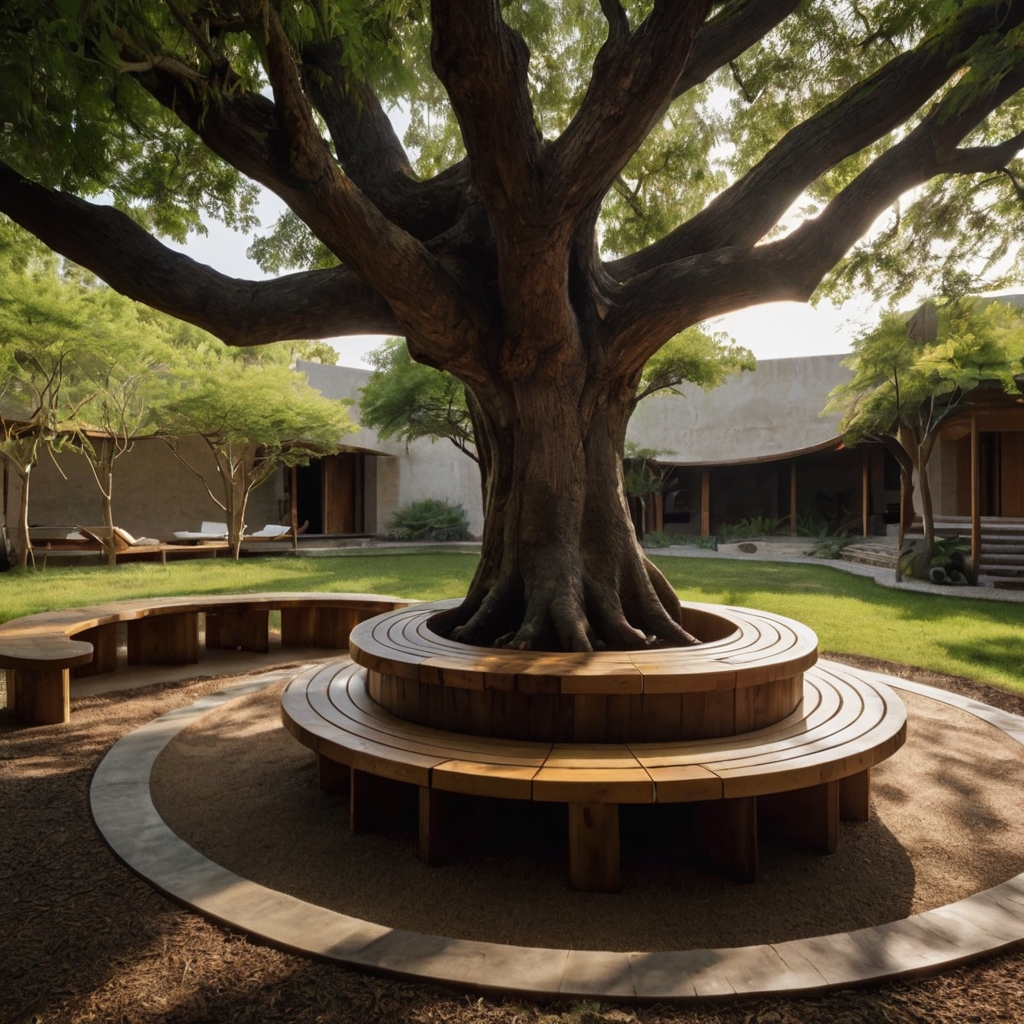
0, 593, 410, 726
349, 601, 820, 742
281, 659, 907, 891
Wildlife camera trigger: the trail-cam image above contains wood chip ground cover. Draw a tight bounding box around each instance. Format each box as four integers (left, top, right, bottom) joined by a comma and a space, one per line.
2, 658, 1024, 1023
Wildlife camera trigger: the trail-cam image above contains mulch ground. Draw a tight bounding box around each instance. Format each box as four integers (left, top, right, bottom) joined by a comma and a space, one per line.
3, 656, 1024, 1024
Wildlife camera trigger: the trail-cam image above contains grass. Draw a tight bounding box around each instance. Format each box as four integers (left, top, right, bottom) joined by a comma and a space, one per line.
1, 551, 1020, 693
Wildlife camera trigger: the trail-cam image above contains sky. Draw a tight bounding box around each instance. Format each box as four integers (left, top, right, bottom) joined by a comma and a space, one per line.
166, 189, 887, 370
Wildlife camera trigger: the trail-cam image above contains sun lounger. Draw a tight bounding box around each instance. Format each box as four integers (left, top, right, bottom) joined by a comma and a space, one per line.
171, 521, 230, 542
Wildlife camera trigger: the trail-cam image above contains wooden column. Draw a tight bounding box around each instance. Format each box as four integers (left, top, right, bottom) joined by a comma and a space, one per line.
7, 667, 70, 725
790, 461, 798, 536
69, 623, 118, 679
761, 780, 839, 854
418, 787, 458, 865
839, 768, 871, 822
971, 411, 981, 573
316, 753, 350, 793
700, 470, 711, 537
281, 605, 360, 649
289, 465, 299, 553
568, 802, 620, 892
349, 769, 416, 833
862, 447, 871, 537
694, 795, 758, 883
127, 612, 199, 665
205, 607, 269, 653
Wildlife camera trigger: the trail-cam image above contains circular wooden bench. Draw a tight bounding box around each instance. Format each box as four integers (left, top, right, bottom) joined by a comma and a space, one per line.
349, 600, 820, 742
0, 593, 411, 726
281, 655, 907, 890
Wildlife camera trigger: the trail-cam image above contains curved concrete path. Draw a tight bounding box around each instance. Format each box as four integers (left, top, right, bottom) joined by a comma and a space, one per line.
91, 664, 1024, 1003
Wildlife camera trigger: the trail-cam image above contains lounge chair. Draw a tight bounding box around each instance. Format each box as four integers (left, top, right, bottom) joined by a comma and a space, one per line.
242, 521, 309, 542
171, 521, 230, 542
77, 526, 162, 550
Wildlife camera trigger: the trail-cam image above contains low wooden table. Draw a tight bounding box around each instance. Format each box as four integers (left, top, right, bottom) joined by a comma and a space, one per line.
281, 600, 907, 890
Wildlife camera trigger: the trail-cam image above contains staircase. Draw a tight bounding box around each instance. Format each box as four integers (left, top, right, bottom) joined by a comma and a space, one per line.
907, 516, 1024, 589
840, 539, 899, 570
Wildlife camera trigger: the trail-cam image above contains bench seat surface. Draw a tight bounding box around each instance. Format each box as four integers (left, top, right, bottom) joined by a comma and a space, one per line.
281, 659, 907, 805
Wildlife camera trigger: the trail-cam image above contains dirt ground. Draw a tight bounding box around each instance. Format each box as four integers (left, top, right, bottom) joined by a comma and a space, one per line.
4, 656, 1024, 1024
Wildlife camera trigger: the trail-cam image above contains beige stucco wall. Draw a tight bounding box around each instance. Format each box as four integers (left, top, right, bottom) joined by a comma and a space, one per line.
28, 435, 285, 540
300, 361, 484, 536
626, 354, 851, 464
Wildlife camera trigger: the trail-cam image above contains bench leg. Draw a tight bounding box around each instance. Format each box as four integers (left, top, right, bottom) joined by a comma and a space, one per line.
349, 769, 415, 833
568, 802, 620, 892
760, 780, 839, 854
694, 796, 758, 883
316, 753, 350, 793
127, 612, 199, 666
282, 607, 359, 649
418, 787, 458, 866
840, 768, 871, 822
206, 608, 269, 653
7, 667, 70, 725
70, 623, 118, 679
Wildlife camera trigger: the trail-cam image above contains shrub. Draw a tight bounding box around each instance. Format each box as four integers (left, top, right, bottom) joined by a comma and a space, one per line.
717, 516, 787, 543
640, 531, 674, 548
387, 499, 470, 541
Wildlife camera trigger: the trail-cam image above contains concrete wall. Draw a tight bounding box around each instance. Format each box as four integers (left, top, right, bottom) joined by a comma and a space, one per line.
299, 360, 484, 536
28, 435, 284, 540
626, 354, 850, 463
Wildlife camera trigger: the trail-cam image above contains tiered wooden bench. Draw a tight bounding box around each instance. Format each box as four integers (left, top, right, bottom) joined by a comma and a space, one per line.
0, 593, 410, 726
281, 600, 907, 890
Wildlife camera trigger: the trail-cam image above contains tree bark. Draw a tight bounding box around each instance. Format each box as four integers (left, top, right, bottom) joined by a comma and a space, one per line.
432, 364, 694, 652
17, 464, 32, 569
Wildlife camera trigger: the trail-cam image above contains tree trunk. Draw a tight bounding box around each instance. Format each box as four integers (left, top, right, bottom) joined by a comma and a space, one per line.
101, 455, 117, 567
917, 434, 937, 558
0, 461, 13, 571
431, 374, 696, 652
17, 464, 32, 569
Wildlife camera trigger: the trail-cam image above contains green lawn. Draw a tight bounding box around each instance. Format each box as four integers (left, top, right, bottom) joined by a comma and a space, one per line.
1, 552, 1020, 692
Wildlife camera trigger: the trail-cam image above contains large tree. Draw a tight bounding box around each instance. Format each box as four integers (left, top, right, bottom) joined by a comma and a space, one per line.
2, 2, 1024, 649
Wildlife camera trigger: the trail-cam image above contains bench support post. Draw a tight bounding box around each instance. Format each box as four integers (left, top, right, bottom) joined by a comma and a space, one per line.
568, 802, 620, 892
349, 769, 415, 833
694, 795, 758, 883
70, 623, 118, 679
760, 780, 839, 854
839, 768, 871, 822
418, 787, 458, 865
281, 607, 360, 649
7, 667, 70, 725
316, 753, 350, 793
127, 613, 199, 666
205, 608, 269, 654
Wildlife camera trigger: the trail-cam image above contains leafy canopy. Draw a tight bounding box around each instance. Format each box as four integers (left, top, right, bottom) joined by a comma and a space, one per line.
826, 296, 1024, 445
2, 1, 1021, 304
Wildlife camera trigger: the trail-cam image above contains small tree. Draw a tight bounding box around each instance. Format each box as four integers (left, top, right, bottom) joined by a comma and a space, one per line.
0, 248, 90, 567
158, 352, 356, 558
69, 314, 164, 565
825, 298, 1024, 575
360, 338, 477, 461
362, 326, 753, 464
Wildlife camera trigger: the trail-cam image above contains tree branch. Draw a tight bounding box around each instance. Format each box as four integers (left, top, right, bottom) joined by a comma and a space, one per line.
547, 0, 714, 219
610, 0, 1024, 282
935, 130, 1024, 174
672, 0, 802, 98
608, 57, 1024, 371
125, 15, 486, 363
430, 0, 543, 216
0, 161, 400, 344
300, 38, 473, 241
